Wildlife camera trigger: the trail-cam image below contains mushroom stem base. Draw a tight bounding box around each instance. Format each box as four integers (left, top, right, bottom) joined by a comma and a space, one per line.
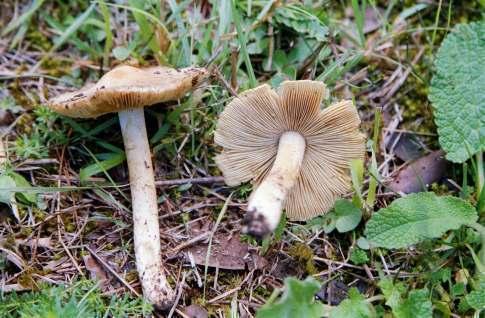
244, 131, 306, 238
119, 108, 175, 309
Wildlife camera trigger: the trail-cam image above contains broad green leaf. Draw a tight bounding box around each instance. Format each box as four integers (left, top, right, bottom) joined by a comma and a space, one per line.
9, 172, 36, 204
394, 289, 432, 318
334, 199, 362, 233
378, 278, 406, 309
0, 175, 16, 204
256, 277, 325, 318
79, 153, 126, 182
307, 213, 336, 234
364, 192, 478, 249
429, 21, 485, 163
330, 288, 375, 318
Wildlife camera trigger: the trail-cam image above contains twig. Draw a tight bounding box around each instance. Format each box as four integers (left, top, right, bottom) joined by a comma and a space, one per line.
168, 232, 211, 255
167, 271, 187, 318
86, 246, 140, 297
212, 68, 238, 97
230, 46, 239, 91
208, 286, 241, 304
155, 176, 225, 187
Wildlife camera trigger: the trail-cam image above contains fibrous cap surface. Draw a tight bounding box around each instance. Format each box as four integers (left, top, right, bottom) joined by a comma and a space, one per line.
48, 65, 209, 118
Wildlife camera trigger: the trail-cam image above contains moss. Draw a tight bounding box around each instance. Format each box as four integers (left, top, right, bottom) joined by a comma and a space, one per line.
125, 270, 139, 283
8, 82, 35, 110
40, 58, 72, 78
19, 227, 32, 237
288, 242, 317, 275
15, 113, 35, 134
17, 266, 43, 289
4, 234, 16, 250
430, 183, 451, 196
32, 208, 46, 222
26, 28, 52, 52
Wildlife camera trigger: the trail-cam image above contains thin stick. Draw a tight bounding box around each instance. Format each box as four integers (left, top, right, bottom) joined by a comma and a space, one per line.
212, 68, 238, 97
155, 176, 225, 187
86, 246, 140, 297
230, 46, 239, 90
167, 272, 187, 318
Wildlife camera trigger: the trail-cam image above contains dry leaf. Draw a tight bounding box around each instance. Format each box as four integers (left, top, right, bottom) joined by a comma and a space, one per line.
184, 234, 267, 270
389, 150, 447, 193
183, 304, 209, 318
83, 255, 109, 288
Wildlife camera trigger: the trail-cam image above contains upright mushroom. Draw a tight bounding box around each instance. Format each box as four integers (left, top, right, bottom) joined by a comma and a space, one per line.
48, 65, 208, 309
215, 81, 365, 238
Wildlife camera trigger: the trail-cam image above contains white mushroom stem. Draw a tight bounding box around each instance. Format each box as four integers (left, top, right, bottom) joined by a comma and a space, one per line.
118, 108, 174, 309
247, 131, 306, 234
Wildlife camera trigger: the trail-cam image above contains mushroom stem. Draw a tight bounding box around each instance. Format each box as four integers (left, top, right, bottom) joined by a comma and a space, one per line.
118, 108, 175, 309
245, 131, 306, 237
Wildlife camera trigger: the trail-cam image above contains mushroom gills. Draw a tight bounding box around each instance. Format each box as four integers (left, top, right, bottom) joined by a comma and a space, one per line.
244, 131, 306, 237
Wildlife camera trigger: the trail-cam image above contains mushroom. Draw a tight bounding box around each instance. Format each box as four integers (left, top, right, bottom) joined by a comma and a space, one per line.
214, 81, 365, 238
48, 65, 208, 309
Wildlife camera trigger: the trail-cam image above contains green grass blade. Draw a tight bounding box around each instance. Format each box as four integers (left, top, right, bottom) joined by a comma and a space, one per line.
366, 108, 381, 208
2, 0, 45, 36
97, 0, 113, 69
79, 153, 126, 182
351, 0, 366, 47
231, 0, 257, 88
50, 3, 96, 53
167, 0, 191, 66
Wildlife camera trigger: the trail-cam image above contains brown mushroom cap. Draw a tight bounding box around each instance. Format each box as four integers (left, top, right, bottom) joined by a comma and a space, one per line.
48, 65, 209, 118
215, 81, 365, 221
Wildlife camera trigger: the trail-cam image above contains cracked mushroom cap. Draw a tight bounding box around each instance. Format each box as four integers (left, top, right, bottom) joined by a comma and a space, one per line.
47, 65, 209, 118
215, 81, 365, 221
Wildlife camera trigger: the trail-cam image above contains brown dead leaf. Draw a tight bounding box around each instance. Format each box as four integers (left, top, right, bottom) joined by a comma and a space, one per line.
156, 27, 171, 53
82, 255, 109, 288
16, 237, 53, 249
389, 150, 447, 193
184, 234, 267, 270
183, 304, 208, 318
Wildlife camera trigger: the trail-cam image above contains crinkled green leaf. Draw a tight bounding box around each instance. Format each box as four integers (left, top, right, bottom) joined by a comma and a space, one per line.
429, 21, 485, 162
334, 199, 362, 233
273, 5, 328, 42
466, 277, 485, 310
330, 288, 375, 318
364, 192, 478, 249
378, 278, 406, 309
256, 277, 325, 318
394, 289, 432, 318
350, 248, 369, 265
465, 289, 485, 310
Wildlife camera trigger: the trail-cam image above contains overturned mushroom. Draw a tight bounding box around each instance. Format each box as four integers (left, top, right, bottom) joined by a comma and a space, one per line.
215, 81, 365, 238
48, 65, 208, 309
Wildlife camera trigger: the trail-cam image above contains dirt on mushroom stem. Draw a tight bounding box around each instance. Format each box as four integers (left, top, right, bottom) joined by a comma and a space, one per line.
243, 131, 306, 238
